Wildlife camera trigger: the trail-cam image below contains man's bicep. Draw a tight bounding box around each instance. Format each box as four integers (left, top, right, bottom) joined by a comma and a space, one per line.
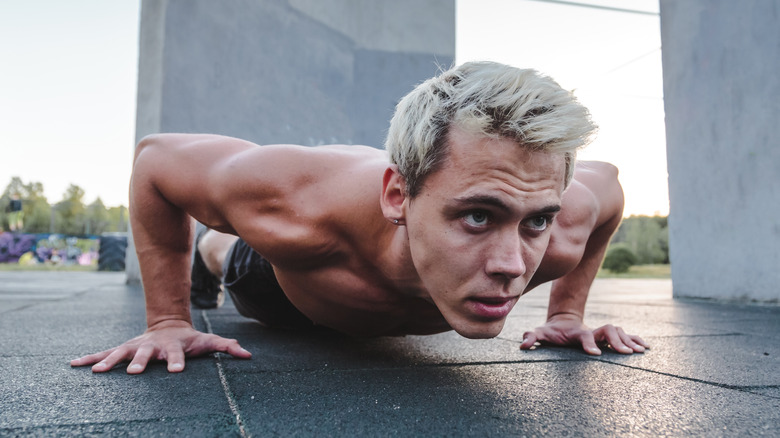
133, 134, 272, 230
203, 144, 347, 250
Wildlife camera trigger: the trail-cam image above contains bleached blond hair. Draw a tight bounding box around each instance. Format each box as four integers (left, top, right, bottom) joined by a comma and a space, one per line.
385, 61, 596, 197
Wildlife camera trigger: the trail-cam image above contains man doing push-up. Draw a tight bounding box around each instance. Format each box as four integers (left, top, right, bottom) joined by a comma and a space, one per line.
72, 61, 648, 374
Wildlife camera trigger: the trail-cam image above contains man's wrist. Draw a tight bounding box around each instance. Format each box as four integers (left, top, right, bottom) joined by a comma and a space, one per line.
547, 311, 584, 323
146, 317, 193, 331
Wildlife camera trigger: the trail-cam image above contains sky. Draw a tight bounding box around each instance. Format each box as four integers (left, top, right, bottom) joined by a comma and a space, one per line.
0, 0, 667, 216
458, 0, 666, 217
0, 0, 140, 208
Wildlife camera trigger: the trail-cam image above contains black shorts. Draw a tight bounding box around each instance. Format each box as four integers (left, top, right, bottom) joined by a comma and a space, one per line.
222, 238, 314, 330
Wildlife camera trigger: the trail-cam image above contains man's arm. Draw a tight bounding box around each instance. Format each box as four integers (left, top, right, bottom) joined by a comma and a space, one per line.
521, 162, 649, 355
71, 134, 258, 373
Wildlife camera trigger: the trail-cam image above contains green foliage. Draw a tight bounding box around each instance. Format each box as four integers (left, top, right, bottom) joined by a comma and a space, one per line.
106, 205, 128, 233
597, 263, 670, 279
610, 215, 669, 264
602, 244, 637, 273
55, 184, 87, 235
2, 177, 126, 235
85, 198, 110, 235
25, 199, 53, 233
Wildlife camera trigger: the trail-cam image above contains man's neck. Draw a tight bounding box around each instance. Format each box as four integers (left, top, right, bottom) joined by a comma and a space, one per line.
367, 222, 429, 300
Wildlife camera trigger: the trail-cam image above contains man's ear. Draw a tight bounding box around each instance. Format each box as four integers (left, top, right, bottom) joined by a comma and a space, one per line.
380, 165, 408, 224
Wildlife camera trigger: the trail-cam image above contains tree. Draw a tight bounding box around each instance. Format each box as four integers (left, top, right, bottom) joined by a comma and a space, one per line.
602, 244, 637, 273
106, 205, 128, 232
85, 198, 111, 235
610, 215, 669, 264
54, 184, 88, 235
1, 178, 128, 235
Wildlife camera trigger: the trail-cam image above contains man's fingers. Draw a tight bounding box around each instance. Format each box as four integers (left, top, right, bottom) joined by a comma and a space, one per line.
225, 343, 252, 359
92, 348, 131, 373
127, 345, 155, 374
578, 331, 602, 356
630, 334, 650, 351
616, 331, 646, 353
75, 329, 252, 375
166, 348, 186, 373
70, 350, 113, 367
212, 336, 252, 359
621, 333, 649, 353
519, 331, 538, 350
597, 325, 634, 354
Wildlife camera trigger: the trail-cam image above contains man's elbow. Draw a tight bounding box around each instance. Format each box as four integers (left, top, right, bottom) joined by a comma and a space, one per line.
132, 134, 174, 181
135, 135, 154, 161
593, 161, 619, 180
606, 164, 625, 220
135, 134, 166, 156
134, 134, 181, 166
590, 161, 624, 219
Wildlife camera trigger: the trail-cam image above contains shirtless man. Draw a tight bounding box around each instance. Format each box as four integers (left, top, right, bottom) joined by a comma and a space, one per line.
72, 62, 648, 374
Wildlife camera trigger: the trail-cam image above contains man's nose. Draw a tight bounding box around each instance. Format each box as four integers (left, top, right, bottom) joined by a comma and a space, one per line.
485, 234, 526, 279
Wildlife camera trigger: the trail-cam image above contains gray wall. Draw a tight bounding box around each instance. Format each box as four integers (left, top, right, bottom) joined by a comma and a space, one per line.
660, 0, 780, 302
127, 0, 455, 282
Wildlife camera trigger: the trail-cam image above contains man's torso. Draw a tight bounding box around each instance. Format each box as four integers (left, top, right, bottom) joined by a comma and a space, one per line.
225, 146, 608, 337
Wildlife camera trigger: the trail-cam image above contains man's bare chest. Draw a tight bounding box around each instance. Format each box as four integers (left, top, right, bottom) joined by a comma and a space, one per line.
274, 267, 451, 337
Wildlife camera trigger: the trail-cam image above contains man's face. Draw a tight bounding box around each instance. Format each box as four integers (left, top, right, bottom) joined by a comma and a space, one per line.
404, 128, 566, 339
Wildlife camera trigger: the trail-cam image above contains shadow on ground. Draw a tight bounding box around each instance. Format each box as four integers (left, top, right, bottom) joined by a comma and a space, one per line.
1, 272, 778, 436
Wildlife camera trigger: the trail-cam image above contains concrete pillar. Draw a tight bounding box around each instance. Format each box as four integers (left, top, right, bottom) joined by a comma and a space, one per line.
660, 0, 780, 303
126, 0, 455, 283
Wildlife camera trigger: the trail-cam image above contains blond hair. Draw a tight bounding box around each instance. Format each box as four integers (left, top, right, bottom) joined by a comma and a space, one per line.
385, 61, 596, 197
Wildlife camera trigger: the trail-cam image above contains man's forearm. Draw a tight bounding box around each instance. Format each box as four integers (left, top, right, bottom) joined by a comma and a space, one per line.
131, 138, 196, 328
137, 245, 193, 327
132, 208, 194, 328
546, 214, 620, 321
546, 257, 598, 321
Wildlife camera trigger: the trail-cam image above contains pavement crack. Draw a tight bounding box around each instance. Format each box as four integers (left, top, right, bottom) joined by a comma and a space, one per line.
414, 359, 577, 369
648, 333, 745, 339
0, 413, 234, 435
201, 310, 251, 438
589, 357, 780, 399
232, 358, 579, 376
343, 358, 580, 373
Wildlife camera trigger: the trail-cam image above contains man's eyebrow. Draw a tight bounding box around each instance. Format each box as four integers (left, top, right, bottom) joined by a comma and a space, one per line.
536, 204, 562, 215
452, 195, 512, 212
451, 195, 561, 215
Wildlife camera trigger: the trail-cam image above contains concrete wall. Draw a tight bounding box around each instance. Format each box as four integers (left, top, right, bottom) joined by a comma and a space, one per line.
660, 0, 780, 303
127, 0, 455, 282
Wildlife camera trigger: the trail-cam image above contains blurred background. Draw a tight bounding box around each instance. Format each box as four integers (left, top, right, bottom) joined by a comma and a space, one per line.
0, 0, 667, 274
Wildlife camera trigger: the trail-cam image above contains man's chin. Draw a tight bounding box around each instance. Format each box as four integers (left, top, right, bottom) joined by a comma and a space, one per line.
451, 320, 505, 339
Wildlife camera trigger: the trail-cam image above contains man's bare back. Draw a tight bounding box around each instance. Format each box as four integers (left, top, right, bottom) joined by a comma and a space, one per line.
71, 62, 648, 374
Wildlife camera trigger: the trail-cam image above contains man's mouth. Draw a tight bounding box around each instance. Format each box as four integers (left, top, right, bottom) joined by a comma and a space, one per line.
466, 296, 518, 320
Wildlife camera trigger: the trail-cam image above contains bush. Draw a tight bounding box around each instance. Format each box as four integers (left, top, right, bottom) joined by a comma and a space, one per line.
602, 245, 637, 273
610, 215, 669, 264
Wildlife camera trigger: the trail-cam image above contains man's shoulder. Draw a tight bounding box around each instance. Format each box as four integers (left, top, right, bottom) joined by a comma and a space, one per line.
221, 143, 386, 180
555, 161, 622, 233
225, 145, 390, 267
210, 144, 387, 200
573, 161, 619, 187
557, 161, 624, 243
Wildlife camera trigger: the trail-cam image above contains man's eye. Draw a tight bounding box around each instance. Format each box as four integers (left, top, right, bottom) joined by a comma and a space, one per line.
524, 216, 550, 231
464, 211, 490, 227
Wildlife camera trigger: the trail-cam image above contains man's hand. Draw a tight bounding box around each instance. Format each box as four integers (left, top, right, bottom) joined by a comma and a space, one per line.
70, 320, 252, 374
519, 313, 649, 355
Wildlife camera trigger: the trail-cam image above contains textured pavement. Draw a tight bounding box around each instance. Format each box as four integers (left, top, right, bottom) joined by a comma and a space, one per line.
1, 271, 778, 437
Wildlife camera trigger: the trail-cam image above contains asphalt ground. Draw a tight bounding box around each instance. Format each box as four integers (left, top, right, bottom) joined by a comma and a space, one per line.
1, 271, 778, 437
